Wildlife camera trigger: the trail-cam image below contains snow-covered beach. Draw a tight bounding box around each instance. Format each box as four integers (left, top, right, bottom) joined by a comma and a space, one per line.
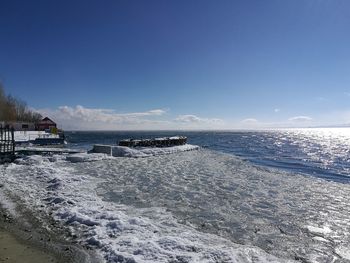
1, 146, 350, 262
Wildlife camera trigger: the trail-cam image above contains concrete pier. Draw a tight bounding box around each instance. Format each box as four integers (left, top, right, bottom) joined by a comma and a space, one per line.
91, 143, 199, 158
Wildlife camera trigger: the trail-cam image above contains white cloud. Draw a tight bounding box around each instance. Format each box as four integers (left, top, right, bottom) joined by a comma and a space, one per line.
117, 109, 166, 117
37, 105, 168, 130
175, 115, 201, 123
55, 105, 166, 123
344, 92, 350, 97
288, 116, 313, 122
36, 106, 350, 130
274, 108, 280, 113
174, 114, 223, 124
239, 118, 263, 129
36, 106, 224, 130
241, 118, 258, 124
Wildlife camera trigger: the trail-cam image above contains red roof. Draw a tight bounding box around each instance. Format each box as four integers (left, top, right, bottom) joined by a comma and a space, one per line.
38, 117, 56, 124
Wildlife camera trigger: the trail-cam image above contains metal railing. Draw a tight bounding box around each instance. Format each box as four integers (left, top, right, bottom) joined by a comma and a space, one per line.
0, 125, 15, 160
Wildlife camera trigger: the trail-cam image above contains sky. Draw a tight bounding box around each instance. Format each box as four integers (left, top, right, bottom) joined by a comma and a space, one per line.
1, 0, 350, 130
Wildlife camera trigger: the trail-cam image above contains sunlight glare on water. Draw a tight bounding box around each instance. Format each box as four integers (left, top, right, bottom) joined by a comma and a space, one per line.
277, 128, 350, 177
3, 129, 350, 262
66, 128, 350, 183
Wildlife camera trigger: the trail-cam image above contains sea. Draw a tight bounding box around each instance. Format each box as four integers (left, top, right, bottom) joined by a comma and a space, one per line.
66, 128, 350, 183
1, 128, 350, 262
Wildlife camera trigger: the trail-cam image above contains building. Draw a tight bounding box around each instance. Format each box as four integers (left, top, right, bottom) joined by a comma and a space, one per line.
36, 117, 57, 131
1, 121, 35, 131
10, 122, 36, 131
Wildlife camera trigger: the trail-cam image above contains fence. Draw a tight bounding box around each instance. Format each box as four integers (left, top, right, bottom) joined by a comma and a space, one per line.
0, 125, 15, 162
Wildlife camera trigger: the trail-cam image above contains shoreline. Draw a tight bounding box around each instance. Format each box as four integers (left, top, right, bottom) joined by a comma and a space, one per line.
0, 189, 99, 263
1, 142, 350, 261
0, 228, 58, 263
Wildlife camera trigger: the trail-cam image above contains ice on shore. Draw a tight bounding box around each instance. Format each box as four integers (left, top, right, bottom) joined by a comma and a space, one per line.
91, 144, 200, 158
1, 149, 350, 262
0, 190, 17, 217
306, 225, 332, 236
66, 153, 111, 163
64, 144, 200, 163
0, 152, 287, 263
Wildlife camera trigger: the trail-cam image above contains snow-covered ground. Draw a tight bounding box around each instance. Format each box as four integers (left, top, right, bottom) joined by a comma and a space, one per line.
91, 144, 199, 158
14, 131, 60, 142
0, 152, 286, 263
1, 149, 350, 262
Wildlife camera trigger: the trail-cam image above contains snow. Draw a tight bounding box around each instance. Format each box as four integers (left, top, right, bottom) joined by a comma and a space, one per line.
306, 225, 332, 236
0, 190, 17, 217
0, 151, 288, 263
66, 153, 111, 163
92, 144, 199, 158
2, 149, 350, 262
14, 131, 59, 142
335, 246, 350, 260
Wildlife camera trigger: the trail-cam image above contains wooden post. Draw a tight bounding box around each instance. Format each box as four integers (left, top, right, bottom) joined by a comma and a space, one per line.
11, 127, 15, 157
0, 125, 2, 153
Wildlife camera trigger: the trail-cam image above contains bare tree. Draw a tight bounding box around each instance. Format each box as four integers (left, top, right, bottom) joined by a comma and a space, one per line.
0, 83, 7, 120
0, 83, 42, 123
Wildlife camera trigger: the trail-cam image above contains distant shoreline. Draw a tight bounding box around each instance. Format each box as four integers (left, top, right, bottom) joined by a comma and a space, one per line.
62, 126, 350, 132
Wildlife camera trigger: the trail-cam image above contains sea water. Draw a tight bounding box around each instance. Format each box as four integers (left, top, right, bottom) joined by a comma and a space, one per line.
66, 128, 350, 183
1, 128, 350, 262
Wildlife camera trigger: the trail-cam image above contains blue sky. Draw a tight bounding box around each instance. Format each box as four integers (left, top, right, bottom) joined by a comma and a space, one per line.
1, 0, 350, 130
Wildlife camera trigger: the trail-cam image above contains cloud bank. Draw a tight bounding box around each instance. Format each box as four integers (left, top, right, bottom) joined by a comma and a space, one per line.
241, 118, 258, 124
288, 116, 313, 122
37, 105, 170, 130
35, 105, 349, 130
175, 115, 223, 124
37, 105, 224, 130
